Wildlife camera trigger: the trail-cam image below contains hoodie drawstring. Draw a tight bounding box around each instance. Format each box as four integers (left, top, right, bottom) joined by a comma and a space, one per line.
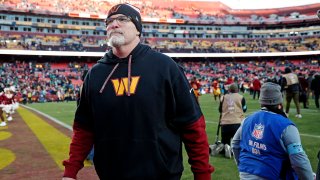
99, 55, 132, 96
99, 63, 119, 93
126, 55, 132, 96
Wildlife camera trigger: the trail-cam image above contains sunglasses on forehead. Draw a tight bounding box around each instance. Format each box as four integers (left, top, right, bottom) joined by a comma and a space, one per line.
105, 16, 132, 26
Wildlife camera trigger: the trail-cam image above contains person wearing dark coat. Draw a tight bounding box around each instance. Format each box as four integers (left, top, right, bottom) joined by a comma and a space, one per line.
311, 74, 320, 108
281, 67, 302, 118
298, 73, 308, 108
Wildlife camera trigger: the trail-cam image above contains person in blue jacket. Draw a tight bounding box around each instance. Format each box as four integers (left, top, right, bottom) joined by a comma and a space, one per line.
231, 82, 313, 180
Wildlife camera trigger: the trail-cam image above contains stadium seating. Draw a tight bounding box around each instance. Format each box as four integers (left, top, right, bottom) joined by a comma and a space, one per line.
0, 0, 319, 104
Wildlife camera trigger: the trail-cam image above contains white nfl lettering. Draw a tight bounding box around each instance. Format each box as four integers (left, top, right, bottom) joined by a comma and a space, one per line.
252, 148, 260, 155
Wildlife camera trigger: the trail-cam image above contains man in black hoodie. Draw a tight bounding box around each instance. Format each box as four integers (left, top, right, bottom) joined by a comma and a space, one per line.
62, 3, 214, 180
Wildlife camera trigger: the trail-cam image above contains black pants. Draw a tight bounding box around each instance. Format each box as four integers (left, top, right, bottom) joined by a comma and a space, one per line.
214, 94, 221, 101
299, 91, 307, 108
253, 90, 260, 100
221, 124, 241, 145
315, 93, 320, 108
285, 92, 300, 114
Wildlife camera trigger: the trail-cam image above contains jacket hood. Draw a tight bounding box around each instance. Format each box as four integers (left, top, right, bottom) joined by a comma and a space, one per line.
98, 43, 151, 64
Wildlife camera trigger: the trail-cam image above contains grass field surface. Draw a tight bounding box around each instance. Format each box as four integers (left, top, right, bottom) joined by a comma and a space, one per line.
26, 93, 320, 179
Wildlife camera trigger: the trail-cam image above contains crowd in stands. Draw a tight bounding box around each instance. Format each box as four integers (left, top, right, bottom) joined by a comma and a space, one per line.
147, 36, 320, 53
185, 59, 320, 113
1, 58, 319, 106
1, 32, 320, 53
0, 61, 91, 104
1, 1, 319, 53
0, 32, 108, 52
180, 58, 320, 97
2, 0, 319, 24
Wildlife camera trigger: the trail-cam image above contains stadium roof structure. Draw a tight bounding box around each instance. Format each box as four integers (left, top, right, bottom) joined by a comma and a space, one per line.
1, 0, 319, 21
201, 0, 320, 9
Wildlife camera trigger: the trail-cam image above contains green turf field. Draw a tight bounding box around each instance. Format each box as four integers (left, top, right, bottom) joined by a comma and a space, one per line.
26, 93, 320, 180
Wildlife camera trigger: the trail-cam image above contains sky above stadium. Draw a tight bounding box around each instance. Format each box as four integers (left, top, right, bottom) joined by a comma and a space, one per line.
194, 0, 320, 9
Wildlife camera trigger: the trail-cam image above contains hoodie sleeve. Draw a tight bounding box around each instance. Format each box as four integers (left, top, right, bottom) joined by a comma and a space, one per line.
62, 122, 94, 179
181, 115, 214, 180
170, 64, 214, 179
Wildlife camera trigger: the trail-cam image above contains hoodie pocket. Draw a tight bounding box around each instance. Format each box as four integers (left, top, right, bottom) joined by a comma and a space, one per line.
93, 138, 180, 179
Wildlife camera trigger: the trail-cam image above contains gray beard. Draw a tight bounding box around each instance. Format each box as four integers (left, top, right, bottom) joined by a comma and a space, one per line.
109, 35, 125, 47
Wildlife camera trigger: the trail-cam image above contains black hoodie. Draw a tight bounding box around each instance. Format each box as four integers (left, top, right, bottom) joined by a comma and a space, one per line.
74, 43, 203, 179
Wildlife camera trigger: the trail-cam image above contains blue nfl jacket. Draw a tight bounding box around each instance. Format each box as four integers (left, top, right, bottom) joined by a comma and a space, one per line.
239, 110, 297, 180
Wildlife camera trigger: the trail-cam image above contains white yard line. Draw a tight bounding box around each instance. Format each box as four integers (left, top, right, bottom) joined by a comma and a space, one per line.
21, 105, 72, 130
300, 133, 320, 139
205, 121, 217, 124
20, 106, 320, 139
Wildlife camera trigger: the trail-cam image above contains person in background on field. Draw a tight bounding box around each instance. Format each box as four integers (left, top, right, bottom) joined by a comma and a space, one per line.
212, 79, 221, 101
306, 73, 314, 108
219, 83, 247, 158
252, 76, 261, 100
76, 69, 88, 106
224, 76, 234, 94
298, 73, 308, 109
62, 3, 213, 180
190, 76, 202, 103
281, 67, 302, 118
0, 89, 6, 127
311, 73, 320, 109
3, 87, 15, 122
231, 82, 313, 180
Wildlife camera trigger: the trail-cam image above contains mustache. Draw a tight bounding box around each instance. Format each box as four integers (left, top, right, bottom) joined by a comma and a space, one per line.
108, 31, 123, 36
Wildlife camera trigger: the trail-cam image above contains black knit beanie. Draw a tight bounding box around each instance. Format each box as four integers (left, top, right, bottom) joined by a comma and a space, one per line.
107, 3, 142, 36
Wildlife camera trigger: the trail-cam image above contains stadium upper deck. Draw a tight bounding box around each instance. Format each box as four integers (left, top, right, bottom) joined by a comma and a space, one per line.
1, 0, 319, 25
0, 0, 320, 56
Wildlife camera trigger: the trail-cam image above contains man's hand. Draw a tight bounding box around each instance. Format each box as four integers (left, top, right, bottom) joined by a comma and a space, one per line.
62, 178, 75, 180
